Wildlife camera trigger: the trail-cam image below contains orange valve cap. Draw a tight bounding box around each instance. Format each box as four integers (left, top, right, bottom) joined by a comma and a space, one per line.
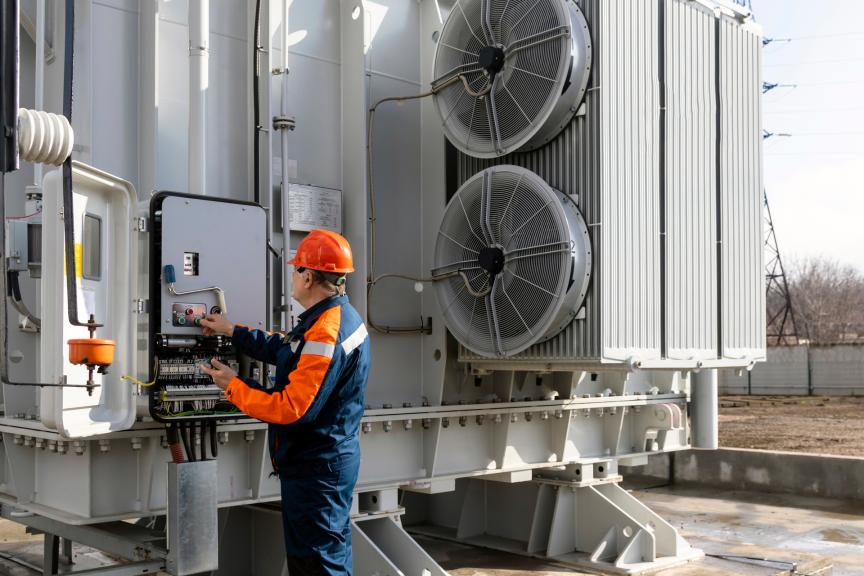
68, 339, 116, 367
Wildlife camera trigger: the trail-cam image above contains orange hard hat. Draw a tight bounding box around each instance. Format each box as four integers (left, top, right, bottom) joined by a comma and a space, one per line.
289, 229, 355, 274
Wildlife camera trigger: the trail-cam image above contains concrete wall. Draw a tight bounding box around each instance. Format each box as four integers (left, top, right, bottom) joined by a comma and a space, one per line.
628, 448, 864, 502
720, 344, 864, 396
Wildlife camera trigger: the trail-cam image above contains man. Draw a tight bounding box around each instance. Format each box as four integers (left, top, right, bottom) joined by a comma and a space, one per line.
199, 229, 369, 576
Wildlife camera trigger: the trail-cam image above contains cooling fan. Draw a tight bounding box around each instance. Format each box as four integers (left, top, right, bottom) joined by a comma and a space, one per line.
432, 0, 592, 158
433, 166, 592, 357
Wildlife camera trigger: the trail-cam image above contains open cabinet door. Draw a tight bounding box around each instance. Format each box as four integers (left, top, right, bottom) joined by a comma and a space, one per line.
40, 161, 138, 437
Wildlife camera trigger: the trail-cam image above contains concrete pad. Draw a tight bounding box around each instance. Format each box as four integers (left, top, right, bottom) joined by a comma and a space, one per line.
636, 487, 862, 576
415, 485, 848, 576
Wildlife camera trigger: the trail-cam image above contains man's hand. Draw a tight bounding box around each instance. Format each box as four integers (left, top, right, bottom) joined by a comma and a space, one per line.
199, 314, 234, 337
199, 358, 237, 390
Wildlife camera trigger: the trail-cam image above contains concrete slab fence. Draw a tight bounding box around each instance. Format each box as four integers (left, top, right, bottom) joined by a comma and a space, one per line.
720, 344, 864, 396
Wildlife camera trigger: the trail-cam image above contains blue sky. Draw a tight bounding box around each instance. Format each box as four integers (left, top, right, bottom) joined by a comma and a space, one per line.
753, 0, 864, 272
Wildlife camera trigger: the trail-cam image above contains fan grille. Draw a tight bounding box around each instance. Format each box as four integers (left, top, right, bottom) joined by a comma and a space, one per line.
434, 166, 590, 357
433, 0, 588, 158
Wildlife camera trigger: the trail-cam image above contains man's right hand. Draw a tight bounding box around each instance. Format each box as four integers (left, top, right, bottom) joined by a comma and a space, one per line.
200, 314, 235, 337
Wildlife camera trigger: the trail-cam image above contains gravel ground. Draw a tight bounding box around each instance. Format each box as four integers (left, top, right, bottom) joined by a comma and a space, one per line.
720, 395, 864, 456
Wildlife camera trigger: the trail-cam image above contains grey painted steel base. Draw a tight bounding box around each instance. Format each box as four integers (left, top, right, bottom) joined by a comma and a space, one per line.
405, 474, 703, 575
167, 461, 218, 575
0, 506, 168, 575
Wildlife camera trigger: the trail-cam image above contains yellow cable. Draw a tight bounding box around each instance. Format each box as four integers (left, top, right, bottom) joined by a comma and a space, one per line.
121, 374, 157, 387
122, 359, 159, 388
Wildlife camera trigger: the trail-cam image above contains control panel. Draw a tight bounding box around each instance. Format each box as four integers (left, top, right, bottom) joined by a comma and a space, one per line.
148, 192, 268, 422
171, 303, 207, 327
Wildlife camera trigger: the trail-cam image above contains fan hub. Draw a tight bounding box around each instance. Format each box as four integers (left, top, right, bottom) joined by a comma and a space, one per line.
478, 45, 506, 77
478, 246, 505, 277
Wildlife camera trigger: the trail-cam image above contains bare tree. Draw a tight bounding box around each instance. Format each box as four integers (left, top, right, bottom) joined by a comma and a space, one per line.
787, 257, 864, 344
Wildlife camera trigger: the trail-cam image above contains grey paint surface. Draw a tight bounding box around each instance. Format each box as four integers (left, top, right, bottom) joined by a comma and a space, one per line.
719, 17, 766, 359
665, 1, 718, 360
159, 196, 267, 334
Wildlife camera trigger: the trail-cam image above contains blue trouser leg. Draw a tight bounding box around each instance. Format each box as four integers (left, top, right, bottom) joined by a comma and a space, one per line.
281, 452, 360, 576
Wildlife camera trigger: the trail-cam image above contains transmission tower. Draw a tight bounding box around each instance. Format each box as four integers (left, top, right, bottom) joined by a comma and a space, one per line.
764, 191, 801, 345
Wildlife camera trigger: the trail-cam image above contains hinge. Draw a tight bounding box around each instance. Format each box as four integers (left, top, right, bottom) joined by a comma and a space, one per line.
133, 299, 149, 314
134, 216, 148, 232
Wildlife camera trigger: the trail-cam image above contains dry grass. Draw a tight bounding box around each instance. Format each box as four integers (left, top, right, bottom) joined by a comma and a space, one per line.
720, 395, 864, 456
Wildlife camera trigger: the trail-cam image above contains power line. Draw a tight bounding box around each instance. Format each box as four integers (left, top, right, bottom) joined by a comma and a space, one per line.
774, 131, 864, 136
766, 151, 864, 156
765, 56, 864, 67
765, 106, 864, 114
764, 31, 864, 47
763, 79, 864, 89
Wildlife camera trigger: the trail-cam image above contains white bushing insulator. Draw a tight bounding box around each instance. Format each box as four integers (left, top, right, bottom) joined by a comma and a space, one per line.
17, 108, 75, 166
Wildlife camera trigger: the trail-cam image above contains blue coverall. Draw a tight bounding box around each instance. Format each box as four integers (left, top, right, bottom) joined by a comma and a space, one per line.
224, 294, 370, 576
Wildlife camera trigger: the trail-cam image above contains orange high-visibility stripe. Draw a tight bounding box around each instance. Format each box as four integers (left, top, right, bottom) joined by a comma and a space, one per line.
225, 306, 341, 424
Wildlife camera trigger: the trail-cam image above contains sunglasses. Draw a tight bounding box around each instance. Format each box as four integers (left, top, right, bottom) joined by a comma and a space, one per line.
295, 267, 306, 274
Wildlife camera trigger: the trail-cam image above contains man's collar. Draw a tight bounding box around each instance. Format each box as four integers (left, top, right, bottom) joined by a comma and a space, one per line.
297, 294, 347, 325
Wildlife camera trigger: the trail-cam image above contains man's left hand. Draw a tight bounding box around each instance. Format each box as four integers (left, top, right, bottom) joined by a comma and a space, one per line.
199, 358, 237, 390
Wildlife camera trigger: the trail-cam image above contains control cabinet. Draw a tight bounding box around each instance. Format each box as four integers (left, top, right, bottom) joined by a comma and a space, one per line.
148, 192, 268, 421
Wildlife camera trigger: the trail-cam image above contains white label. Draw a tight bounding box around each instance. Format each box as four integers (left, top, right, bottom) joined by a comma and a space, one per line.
288, 185, 341, 233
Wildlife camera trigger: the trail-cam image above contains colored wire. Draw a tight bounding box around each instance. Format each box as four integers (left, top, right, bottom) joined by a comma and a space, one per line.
5, 208, 42, 220
366, 74, 486, 335
121, 375, 156, 387
121, 358, 159, 387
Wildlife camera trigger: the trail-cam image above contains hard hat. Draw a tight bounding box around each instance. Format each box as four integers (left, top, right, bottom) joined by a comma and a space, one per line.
289, 229, 355, 274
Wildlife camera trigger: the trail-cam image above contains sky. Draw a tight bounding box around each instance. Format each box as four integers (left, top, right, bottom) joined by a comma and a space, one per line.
753, 0, 864, 273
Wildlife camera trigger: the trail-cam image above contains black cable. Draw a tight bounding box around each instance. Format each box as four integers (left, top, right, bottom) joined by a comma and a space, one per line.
210, 420, 218, 458
252, 0, 262, 204
199, 420, 206, 460
180, 422, 195, 462
61, 0, 97, 330
0, 0, 19, 173
198, 420, 205, 460
6, 270, 16, 299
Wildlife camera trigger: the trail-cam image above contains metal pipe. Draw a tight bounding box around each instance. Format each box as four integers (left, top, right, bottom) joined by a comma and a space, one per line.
280, 0, 292, 329
188, 0, 209, 196
691, 369, 719, 450
252, 0, 262, 204
139, 0, 159, 200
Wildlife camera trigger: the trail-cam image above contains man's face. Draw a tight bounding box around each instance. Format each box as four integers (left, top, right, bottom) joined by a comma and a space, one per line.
292, 267, 313, 302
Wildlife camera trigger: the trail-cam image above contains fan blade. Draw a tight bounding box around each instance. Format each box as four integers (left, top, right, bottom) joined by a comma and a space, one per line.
504, 268, 559, 298
504, 198, 556, 249
457, 193, 487, 247
496, 171, 525, 241
501, 282, 535, 336
479, 170, 495, 244
438, 230, 481, 255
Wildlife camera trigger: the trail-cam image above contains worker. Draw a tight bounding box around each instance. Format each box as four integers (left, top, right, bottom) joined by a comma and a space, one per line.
199, 229, 369, 576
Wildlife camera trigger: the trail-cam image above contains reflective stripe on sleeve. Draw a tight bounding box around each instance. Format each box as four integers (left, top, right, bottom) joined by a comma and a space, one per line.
302, 340, 336, 358
341, 324, 368, 355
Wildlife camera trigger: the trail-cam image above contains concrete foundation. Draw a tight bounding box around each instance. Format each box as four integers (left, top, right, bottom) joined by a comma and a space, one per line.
628, 448, 864, 502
